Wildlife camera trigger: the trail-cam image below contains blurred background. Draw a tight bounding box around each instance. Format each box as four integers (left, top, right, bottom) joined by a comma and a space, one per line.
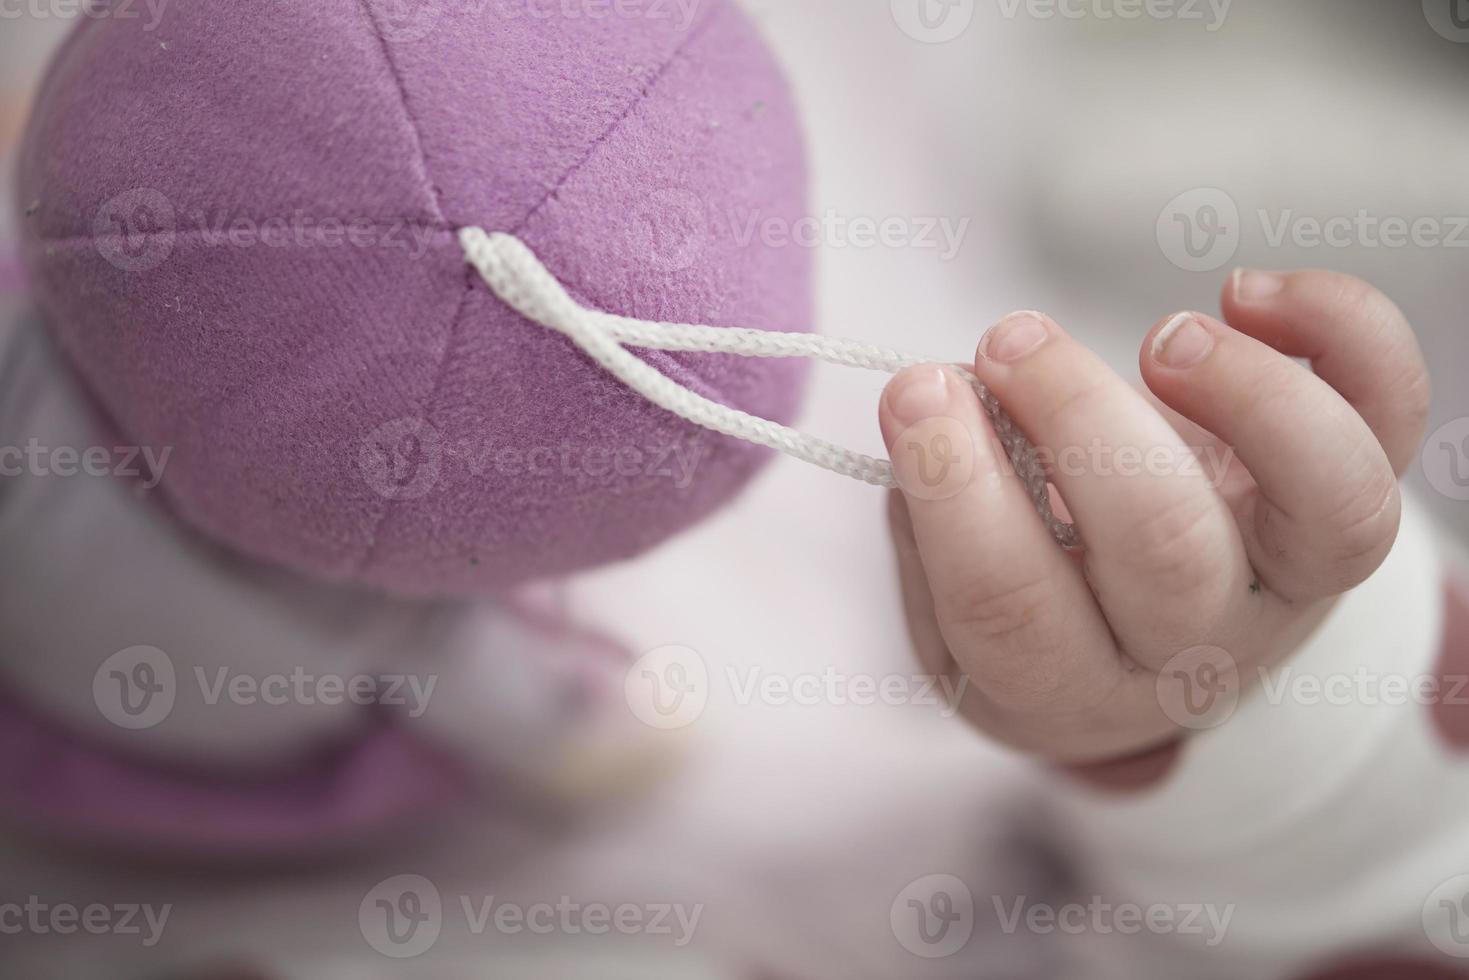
739, 0, 1469, 543
1, 2, 1466, 978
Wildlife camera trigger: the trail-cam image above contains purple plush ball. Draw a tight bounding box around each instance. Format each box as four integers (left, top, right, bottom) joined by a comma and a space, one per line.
16, 0, 810, 595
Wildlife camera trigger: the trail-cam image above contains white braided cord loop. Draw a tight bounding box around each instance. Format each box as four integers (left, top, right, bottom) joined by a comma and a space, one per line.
459, 227, 1077, 549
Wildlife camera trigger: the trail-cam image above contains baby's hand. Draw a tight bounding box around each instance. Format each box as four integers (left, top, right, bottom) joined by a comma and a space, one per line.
880, 270, 1430, 764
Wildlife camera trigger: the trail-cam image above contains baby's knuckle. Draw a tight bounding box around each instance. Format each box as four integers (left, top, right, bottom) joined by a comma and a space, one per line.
1322, 272, 1385, 322
1036, 378, 1111, 433
1397, 363, 1433, 444
939, 575, 1056, 650
1241, 363, 1303, 423
1319, 476, 1400, 589
1113, 493, 1225, 597
982, 658, 1076, 711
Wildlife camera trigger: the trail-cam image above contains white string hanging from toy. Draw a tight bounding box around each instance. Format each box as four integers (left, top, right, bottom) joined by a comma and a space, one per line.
458, 227, 1078, 549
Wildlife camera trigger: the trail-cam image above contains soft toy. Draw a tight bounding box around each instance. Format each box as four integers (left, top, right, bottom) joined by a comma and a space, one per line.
16, 0, 811, 596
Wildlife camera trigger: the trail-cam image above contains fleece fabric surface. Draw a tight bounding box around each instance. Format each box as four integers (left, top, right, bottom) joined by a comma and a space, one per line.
15, 0, 811, 596
0, 309, 650, 854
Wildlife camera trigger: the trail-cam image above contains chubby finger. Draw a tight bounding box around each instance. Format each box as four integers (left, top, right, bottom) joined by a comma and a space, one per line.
970, 313, 1252, 669
1222, 269, 1430, 476
888, 486, 1158, 763
886, 490, 955, 680
1141, 311, 1400, 600
878, 364, 1117, 710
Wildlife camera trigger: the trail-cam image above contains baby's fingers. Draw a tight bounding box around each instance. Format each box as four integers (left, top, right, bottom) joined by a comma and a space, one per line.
886, 490, 955, 682
970, 313, 1251, 670
1141, 310, 1400, 601
1221, 269, 1430, 476
878, 364, 1118, 711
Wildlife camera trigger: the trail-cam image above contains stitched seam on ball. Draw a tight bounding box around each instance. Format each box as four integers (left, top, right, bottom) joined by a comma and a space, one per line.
359, 6, 731, 580
506, 1, 724, 237
353, 267, 479, 578
360, 2, 729, 580
354, 0, 463, 577
29, 224, 456, 249
357, 0, 450, 226
498, 1, 734, 511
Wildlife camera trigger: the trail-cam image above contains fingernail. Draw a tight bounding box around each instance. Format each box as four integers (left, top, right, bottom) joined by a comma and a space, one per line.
887, 365, 953, 425
1152, 313, 1214, 369
1233, 268, 1286, 304
979, 311, 1049, 364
